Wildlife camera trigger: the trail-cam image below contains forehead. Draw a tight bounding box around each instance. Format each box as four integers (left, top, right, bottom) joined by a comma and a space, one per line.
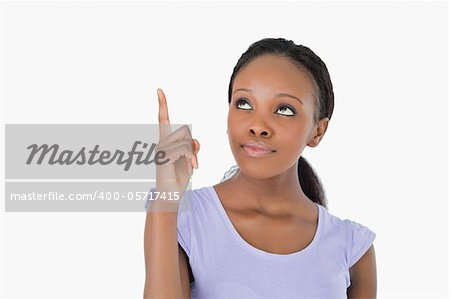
233, 54, 316, 99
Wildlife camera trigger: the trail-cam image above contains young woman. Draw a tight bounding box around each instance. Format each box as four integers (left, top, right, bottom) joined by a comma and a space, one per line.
144, 38, 377, 298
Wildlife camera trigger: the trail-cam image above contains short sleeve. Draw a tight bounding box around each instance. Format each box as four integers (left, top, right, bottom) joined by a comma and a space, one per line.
177, 206, 191, 258
344, 219, 376, 268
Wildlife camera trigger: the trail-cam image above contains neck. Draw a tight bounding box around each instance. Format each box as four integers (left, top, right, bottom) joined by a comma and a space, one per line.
227, 165, 309, 214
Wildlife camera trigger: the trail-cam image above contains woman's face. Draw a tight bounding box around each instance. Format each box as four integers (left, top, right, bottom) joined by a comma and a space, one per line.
227, 54, 328, 179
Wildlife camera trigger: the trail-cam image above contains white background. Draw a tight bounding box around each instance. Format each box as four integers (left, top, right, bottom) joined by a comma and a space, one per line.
0, 1, 448, 298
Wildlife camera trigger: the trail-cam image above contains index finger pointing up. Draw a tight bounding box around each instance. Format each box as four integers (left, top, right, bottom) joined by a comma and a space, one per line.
157, 88, 172, 141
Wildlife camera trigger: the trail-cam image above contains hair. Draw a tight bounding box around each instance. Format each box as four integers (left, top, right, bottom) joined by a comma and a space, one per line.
227, 38, 334, 208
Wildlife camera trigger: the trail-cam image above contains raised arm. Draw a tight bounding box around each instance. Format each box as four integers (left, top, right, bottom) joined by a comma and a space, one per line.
143, 88, 199, 298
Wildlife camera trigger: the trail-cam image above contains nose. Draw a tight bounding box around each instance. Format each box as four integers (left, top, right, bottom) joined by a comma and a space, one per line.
250, 128, 270, 137
249, 120, 272, 137
246, 109, 273, 137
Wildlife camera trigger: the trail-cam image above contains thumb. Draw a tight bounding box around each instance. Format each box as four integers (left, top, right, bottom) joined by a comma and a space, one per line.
193, 139, 200, 155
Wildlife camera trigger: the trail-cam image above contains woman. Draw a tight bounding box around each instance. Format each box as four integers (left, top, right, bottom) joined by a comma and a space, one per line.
144, 38, 377, 298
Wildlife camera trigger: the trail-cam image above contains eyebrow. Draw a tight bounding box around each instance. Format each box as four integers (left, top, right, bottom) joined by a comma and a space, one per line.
233, 88, 304, 105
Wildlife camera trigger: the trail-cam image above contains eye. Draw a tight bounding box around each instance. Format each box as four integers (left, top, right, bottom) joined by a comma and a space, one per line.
276, 105, 296, 116
234, 98, 252, 110
233, 97, 296, 117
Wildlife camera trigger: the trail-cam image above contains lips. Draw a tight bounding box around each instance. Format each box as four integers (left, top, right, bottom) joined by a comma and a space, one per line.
240, 141, 275, 157
241, 141, 275, 151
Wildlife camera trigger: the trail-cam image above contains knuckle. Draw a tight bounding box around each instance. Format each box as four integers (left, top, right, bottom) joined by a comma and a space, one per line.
181, 125, 192, 135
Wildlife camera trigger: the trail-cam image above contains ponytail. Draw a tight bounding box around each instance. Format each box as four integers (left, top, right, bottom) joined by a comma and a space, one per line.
298, 156, 327, 208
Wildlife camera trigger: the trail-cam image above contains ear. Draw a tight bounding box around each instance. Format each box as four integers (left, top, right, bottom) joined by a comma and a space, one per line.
307, 117, 329, 148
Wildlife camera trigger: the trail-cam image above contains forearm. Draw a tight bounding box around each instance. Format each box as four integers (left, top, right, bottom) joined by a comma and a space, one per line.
144, 209, 183, 298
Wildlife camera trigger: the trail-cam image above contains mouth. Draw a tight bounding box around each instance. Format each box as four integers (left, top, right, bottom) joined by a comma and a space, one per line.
240, 144, 276, 158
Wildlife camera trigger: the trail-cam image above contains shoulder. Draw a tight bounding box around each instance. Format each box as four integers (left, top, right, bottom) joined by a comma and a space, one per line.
176, 186, 220, 221
179, 186, 215, 208
317, 205, 352, 235
318, 206, 376, 268
320, 206, 375, 238
175, 186, 214, 258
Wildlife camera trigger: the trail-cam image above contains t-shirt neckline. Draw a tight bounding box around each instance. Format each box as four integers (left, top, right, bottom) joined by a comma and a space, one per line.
208, 185, 323, 260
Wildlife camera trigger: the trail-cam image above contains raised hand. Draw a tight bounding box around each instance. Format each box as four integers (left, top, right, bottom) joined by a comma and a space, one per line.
152, 88, 200, 211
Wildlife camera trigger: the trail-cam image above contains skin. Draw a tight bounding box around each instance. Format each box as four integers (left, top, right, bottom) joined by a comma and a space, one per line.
217, 54, 329, 214
207, 54, 377, 297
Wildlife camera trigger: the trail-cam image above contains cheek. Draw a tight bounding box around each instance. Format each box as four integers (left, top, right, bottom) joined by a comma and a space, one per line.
227, 113, 242, 138
226, 118, 238, 143
226, 110, 234, 130
280, 127, 309, 153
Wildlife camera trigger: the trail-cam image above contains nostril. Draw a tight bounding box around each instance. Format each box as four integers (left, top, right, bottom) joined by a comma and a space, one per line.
250, 129, 269, 136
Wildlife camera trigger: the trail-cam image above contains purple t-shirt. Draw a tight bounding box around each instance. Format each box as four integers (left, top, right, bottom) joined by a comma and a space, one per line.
169, 186, 376, 298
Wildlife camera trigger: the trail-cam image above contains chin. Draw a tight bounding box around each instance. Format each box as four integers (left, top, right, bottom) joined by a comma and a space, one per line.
238, 166, 282, 180
234, 157, 280, 179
